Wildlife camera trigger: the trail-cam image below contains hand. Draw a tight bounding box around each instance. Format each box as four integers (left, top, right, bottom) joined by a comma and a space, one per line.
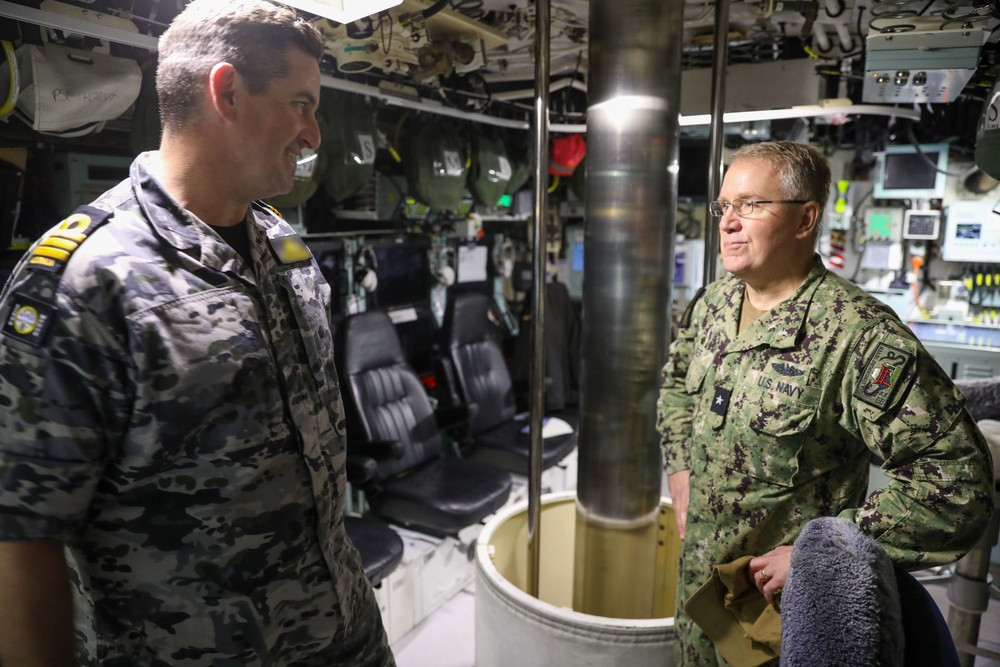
747, 545, 793, 607
667, 469, 690, 540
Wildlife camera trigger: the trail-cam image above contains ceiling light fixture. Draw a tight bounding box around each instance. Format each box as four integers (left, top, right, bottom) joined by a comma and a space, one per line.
279, 0, 403, 25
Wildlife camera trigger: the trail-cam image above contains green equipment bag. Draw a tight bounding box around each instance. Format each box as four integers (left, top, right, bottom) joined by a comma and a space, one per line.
467, 134, 512, 207
404, 118, 468, 212
503, 134, 532, 196
318, 89, 377, 204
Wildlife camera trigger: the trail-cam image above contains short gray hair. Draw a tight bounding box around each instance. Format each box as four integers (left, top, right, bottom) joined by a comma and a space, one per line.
729, 141, 832, 231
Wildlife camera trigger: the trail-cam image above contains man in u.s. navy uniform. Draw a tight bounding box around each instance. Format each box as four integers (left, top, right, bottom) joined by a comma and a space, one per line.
0, 1, 393, 665
657, 141, 994, 666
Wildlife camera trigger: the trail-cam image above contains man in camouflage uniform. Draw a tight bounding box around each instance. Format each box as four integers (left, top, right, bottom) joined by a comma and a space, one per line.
0, 2, 393, 665
657, 141, 994, 666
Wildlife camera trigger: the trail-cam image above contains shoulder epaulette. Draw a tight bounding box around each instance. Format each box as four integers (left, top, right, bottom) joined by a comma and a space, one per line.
27, 205, 113, 274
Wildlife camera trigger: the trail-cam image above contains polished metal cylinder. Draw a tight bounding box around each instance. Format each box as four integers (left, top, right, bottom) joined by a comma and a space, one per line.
573, 0, 682, 618
526, 0, 551, 599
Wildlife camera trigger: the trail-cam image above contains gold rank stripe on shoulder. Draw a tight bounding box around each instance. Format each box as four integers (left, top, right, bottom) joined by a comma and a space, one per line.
28, 206, 113, 274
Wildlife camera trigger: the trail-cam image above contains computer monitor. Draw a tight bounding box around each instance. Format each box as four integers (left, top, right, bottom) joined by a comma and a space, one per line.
371, 236, 434, 309
678, 139, 711, 202
873, 144, 949, 201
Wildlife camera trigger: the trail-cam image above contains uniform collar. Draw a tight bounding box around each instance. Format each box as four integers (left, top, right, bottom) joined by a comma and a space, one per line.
727, 255, 828, 352
128, 153, 294, 276
130, 151, 208, 252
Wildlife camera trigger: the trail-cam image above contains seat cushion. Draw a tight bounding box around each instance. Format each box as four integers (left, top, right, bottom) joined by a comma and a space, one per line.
471, 419, 576, 474
371, 459, 512, 535
344, 516, 404, 587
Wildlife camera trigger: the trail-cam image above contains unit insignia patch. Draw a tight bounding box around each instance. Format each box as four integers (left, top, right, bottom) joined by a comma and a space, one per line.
853, 342, 914, 410
2, 294, 55, 346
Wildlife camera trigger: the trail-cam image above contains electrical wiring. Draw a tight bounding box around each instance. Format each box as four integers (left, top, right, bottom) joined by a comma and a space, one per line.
0, 40, 17, 117
826, 0, 848, 17
905, 121, 981, 179
848, 186, 874, 283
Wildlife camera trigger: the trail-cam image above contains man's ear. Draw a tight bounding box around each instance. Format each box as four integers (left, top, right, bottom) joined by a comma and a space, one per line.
207, 62, 239, 122
796, 201, 820, 240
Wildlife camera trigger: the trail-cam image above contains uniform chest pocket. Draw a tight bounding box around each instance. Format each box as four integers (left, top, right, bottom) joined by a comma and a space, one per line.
685, 350, 727, 431
129, 287, 290, 460
732, 381, 820, 487
685, 350, 714, 395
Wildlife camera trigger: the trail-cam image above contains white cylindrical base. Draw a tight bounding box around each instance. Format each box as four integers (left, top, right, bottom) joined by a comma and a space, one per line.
475, 491, 677, 667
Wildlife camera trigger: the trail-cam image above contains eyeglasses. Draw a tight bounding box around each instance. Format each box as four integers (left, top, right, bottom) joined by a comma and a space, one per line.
708, 199, 810, 217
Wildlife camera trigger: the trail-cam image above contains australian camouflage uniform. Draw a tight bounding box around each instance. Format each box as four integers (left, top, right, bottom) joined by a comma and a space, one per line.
657, 256, 995, 667
0, 153, 393, 666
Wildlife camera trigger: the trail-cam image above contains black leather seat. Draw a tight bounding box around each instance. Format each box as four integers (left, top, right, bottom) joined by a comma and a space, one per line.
510, 278, 581, 430
897, 570, 960, 667
443, 292, 577, 475
338, 310, 512, 536
344, 515, 404, 588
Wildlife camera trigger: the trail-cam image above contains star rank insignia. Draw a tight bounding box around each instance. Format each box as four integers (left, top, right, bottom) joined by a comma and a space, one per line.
854, 342, 914, 410
710, 385, 732, 416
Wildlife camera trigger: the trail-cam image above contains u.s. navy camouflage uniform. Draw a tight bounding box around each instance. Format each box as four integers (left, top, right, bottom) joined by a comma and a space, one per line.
657, 256, 994, 666
0, 153, 393, 666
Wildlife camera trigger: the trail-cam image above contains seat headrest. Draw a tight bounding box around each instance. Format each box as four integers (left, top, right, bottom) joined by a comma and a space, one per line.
445, 292, 493, 347
341, 310, 407, 376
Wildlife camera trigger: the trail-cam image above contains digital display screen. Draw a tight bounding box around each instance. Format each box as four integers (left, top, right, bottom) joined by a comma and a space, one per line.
883, 151, 941, 191
571, 243, 584, 272
874, 145, 948, 200
678, 139, 711, 201
903, 210, 942, 240
373, 239, 433, 308
955, 224, 982, 240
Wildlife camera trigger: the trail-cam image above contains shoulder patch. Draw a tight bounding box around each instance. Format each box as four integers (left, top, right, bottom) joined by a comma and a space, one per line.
3, 294, 56, 346
268, 233, 312, 265
27, 206, 113, 274
854, 342, 914, 410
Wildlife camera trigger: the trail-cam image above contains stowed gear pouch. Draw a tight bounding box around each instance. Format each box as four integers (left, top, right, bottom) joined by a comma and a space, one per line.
12, 42, 140, 137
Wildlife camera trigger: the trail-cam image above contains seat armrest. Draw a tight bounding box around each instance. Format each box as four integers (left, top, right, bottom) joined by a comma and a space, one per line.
435, 403, 476, 428
435, 403, 478, 441
347, 455, 378, 484
349, 439, 405, 460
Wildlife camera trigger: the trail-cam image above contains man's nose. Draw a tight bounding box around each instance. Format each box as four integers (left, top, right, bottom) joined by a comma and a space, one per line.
302, 111, 321, 151
718, 205, 741, 231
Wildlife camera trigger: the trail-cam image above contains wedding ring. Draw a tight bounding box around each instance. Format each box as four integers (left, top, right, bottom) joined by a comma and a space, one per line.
760, 571, 771, 583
